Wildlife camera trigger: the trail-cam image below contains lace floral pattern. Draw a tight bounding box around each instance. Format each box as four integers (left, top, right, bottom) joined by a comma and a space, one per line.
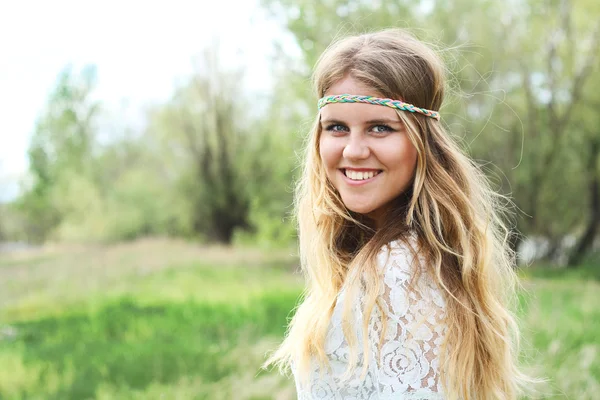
294, 239, 447, 399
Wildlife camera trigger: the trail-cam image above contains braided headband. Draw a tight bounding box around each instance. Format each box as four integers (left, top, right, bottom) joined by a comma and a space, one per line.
318, 94, 440, 121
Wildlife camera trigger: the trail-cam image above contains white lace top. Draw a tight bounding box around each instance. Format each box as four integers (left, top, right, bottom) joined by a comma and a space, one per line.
294, 239, 447, 399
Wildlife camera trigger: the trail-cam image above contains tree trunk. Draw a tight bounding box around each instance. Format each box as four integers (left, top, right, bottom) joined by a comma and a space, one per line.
567, 139, 600, 267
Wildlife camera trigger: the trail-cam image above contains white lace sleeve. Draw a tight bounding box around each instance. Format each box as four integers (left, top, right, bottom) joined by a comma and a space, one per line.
368, 240, 447, 399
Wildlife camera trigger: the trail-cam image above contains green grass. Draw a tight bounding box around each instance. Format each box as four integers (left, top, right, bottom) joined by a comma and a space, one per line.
518, 269, 600, 398
0, 240, 302, 399
520, 262, 600, 281
1, 294, 298, 399
0, 254, 59, 269
0, 240, 598, 399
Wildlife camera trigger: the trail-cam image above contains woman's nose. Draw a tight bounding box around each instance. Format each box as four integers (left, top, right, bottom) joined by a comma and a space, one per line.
342, 135, 370, 160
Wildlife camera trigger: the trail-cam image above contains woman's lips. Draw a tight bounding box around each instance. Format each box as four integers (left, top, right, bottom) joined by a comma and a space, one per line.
339, 168, 382, 186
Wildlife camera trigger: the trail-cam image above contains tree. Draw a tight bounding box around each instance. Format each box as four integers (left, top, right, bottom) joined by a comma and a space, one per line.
567, 76, 600, 266
16, 65, 99, 242
261, 0, 600, 264
147, 50, 255, 243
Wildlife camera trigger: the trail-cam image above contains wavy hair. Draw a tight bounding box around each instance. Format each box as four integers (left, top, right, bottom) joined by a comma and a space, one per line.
265, 29, 531, 400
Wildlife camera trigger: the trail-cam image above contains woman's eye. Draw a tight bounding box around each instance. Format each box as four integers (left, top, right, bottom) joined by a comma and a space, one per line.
325, 124, 348, 133
372, 125, 393, 134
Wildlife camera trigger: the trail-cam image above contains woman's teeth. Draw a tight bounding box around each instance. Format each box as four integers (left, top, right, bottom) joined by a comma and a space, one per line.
344, 170, 380, 181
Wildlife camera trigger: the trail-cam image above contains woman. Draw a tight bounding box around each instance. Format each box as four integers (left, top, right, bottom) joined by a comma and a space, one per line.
265, 29, 530, 400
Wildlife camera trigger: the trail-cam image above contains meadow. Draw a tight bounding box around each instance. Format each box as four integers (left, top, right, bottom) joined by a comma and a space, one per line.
0, 239, 598, 399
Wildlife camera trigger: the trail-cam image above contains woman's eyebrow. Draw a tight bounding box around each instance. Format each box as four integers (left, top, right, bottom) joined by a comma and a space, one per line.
364, 118, 401, 124
320, 118, 400, 125
320, 118, 345, 125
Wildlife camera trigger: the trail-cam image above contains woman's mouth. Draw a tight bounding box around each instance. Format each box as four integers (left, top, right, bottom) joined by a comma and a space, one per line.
341, 169, 382, 182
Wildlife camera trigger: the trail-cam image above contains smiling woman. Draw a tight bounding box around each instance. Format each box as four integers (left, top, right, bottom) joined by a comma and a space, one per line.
264, 29, 535, 400
319, 77, 418, 226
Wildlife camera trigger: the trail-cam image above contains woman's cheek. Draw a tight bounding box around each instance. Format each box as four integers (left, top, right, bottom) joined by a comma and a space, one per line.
319, 137, 338, 170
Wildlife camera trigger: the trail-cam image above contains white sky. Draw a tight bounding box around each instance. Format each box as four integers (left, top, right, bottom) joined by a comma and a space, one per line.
0, 0, 292, 201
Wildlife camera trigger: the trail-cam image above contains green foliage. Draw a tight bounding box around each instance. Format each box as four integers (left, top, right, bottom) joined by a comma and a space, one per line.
147, 75, 255, 243
232, 110, 301, 247
261, 0, 600, 263
14, 55, 293, 244
7, 0, 599, 259
0, 204, 4, 241
15, 65, 99, 243
146, 48, 300, 245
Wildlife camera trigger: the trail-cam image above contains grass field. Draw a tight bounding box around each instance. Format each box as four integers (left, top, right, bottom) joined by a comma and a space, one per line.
0, 239, 598, 399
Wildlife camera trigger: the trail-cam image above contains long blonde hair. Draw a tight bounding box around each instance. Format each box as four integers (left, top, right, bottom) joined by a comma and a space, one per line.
265, 29, 529, 400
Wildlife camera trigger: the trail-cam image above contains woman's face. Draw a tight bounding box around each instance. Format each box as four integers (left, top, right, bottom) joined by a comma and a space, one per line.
319, 76, 418, 226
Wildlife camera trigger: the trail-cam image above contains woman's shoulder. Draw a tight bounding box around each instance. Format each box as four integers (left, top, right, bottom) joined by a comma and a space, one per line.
375, 232, 443, 301
376, 231, 421, 273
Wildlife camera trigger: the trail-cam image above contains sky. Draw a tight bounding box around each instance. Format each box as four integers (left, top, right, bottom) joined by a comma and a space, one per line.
0, 0, 291, 201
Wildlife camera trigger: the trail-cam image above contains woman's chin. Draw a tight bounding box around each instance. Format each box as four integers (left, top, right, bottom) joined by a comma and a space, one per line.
344, 204, 377, 215
342, 200, 388, 227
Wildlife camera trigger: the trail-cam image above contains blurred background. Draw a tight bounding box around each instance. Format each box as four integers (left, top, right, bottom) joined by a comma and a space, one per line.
0, 0, 599, 399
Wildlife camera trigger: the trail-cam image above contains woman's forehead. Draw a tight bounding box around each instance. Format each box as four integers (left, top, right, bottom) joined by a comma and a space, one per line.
324, 75, 382, 98
320, 102, 401, 123
321, 76, 402, 123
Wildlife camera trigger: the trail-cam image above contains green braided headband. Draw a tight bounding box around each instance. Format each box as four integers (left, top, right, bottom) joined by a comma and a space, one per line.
318, 94, 440, 121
